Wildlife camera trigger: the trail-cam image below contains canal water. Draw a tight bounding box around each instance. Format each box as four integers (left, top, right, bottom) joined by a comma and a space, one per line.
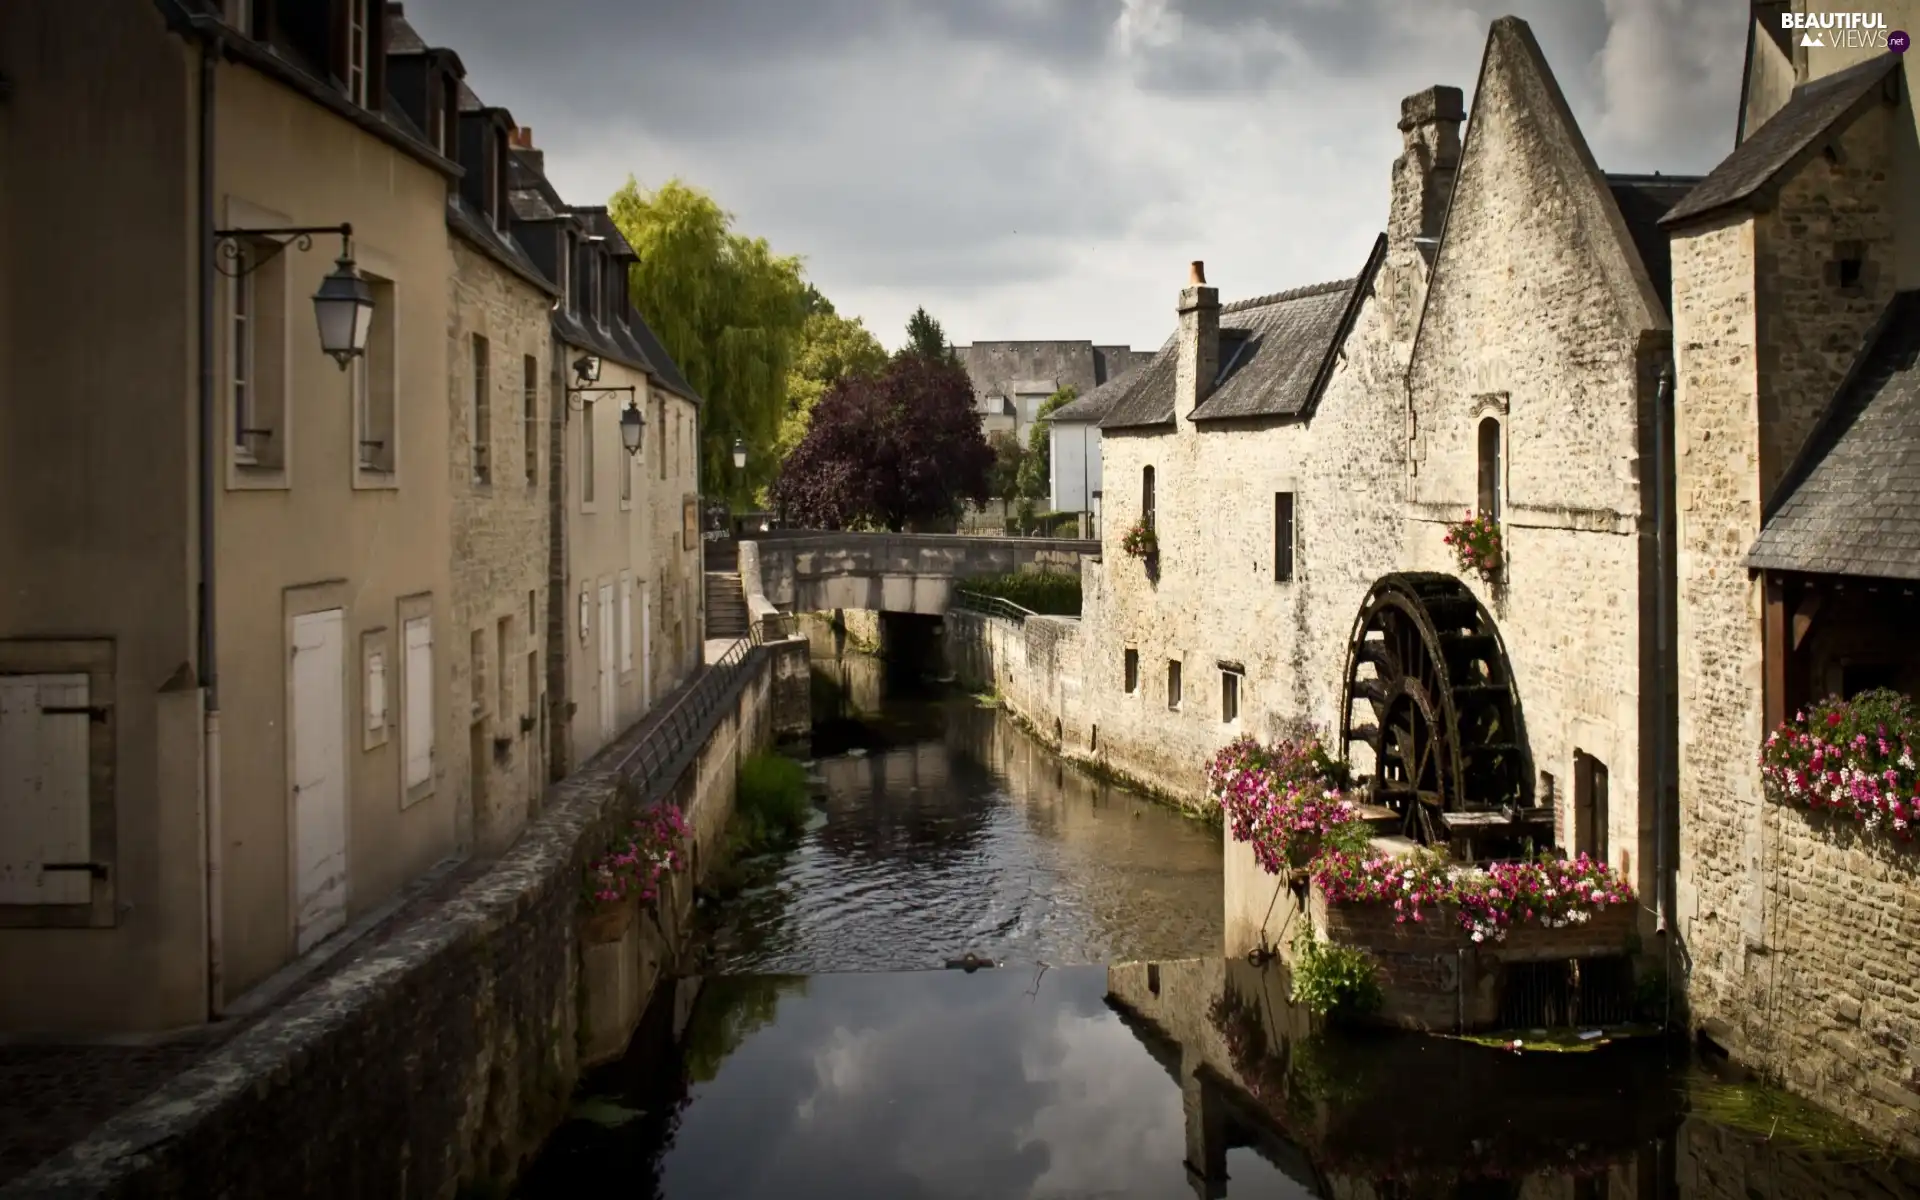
517, 652, 1920, 1199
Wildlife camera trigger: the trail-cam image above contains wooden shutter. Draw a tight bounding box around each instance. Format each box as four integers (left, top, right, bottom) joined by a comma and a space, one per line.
0, 674, 92, 904
403, 617, 434, 790
619, 574, 634, 672
366, 648, 388, 734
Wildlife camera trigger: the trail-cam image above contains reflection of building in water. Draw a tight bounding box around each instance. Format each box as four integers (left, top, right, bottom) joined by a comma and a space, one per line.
1106, 957, 1920, 1199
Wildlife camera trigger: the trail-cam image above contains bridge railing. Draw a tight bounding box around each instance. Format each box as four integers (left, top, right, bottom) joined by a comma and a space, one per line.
611, 613, 797, 795
950, 589, 1037, 624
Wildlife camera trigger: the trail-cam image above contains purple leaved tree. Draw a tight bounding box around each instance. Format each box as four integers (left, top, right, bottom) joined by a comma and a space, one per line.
770, 353, 991, 531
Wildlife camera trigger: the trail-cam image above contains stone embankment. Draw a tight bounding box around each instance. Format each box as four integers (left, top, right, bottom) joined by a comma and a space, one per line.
4, 637, 809, 1200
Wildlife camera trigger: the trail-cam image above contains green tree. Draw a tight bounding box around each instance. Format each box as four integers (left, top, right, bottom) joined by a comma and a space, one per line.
608, 177, 809, 506
768, 308, 888, 486
901, 305, 958, 365
986, 430, 1027, 521
1016, 386, 1077, 504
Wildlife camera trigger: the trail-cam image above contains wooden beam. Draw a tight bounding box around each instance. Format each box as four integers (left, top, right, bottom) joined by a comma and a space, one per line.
1764, 575, 1789, 729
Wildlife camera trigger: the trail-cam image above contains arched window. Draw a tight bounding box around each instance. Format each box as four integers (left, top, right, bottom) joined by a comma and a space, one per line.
1142, 465, 1156, 530
1476, 417, 1502, 523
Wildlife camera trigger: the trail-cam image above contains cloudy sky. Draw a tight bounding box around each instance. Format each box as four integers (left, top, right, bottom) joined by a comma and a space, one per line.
400, 0, 1747, 352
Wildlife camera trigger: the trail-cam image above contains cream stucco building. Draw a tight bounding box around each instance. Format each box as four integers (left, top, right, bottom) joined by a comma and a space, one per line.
0, 0, 708, 1037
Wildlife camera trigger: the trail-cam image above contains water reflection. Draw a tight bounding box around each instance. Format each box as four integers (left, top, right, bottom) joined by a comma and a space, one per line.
696, 674, 1223, 974
519, 958, 1920, 1199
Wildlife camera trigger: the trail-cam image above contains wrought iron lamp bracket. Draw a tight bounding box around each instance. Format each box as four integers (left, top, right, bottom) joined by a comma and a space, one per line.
564, 384, 637, 412
212, 223, 354, 280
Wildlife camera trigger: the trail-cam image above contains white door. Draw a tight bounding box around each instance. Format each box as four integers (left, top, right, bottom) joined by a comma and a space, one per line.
598, 583, 617, 740
291, 608, 349, 954
640, 584, 652, 708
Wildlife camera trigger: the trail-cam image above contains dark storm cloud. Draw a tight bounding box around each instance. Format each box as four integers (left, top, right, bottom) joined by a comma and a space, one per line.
398, 0, 1747, 347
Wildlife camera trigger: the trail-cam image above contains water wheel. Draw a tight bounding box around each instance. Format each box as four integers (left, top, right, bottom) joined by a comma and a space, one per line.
1338, 573, 1529, 843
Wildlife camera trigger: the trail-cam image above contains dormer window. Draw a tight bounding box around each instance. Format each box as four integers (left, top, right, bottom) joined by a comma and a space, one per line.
588, 254, 603, 325
344, 0, 371, 107
488, 127, 508, 228
558, 233, 573, 313
440, 75, 458, 159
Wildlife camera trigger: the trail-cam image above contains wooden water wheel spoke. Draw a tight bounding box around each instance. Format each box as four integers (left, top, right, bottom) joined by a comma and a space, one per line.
1337, 573, 1533, 845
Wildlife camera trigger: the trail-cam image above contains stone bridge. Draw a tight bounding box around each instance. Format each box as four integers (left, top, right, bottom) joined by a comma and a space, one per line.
737, 532, 1094, 622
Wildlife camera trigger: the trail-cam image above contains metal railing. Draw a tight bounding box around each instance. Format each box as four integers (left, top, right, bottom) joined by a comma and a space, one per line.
610, 613, 797, 794
951, 589, 1037, 623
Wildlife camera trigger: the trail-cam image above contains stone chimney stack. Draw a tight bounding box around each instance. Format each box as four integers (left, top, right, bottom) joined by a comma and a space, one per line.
1389, 86, 1464, 250
509, 126, 544, 176
1175, 260, 1219, 432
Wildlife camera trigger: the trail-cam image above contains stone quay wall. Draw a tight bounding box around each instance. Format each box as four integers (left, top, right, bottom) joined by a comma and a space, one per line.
3, 648, 788, 1200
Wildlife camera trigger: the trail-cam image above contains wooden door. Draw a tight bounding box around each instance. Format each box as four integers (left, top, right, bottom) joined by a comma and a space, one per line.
291, 608, 348, 954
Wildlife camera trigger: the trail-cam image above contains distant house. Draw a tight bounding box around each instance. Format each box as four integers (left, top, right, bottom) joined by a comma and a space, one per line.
952, 341, 1154, 445
1044, 357, 1163, 523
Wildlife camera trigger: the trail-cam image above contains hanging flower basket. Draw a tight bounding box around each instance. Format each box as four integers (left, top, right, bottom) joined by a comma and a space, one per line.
1761, 688, 1919, 838
1442, 511, 1503, 584
1121, 519, 1159, 562
579, 804, 692, 944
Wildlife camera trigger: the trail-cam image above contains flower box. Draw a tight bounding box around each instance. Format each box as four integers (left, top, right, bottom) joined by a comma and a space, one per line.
1761, 688, 1918, 840
578, 893, 636, 945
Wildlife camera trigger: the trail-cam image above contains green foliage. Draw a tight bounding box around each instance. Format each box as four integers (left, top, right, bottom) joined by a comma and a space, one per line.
960, 570, 1082, 616
608, 178, 809, 506
681, 975, 810, 1085
1289, 929, 1383, 1020
734, 753, 813, 850
901, 306, 958, 364
1006, 509, 1082, 538
771, 308, 889, 481
1016, 386, 1076, 503
1320, 815, 1377, 858
986, 431, 1027, 509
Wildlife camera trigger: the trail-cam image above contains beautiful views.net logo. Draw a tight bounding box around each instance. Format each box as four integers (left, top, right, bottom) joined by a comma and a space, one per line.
1779, 11, 1906, 50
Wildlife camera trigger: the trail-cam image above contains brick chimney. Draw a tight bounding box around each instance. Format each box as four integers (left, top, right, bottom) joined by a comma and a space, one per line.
1175, 260, 1219, 432
509, 126, 544, 176
1389, 86, 1464, 250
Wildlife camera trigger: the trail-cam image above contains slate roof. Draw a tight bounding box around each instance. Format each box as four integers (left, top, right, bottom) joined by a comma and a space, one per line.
628, 314, 701, 404
1049, 357, 1162, 423
1604, 173, 1704, 312
386, 7, 429, 54
447, 195, 557, 297
1661, 54, 1901, 228
1748, 290, 1920, 582
1100, 234, 1386, 429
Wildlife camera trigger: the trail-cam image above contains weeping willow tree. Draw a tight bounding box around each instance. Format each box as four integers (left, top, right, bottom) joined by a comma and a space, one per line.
609, 177, 809, 506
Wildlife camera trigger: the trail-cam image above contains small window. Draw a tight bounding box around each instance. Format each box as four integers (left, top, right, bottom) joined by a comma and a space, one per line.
1167, 659, 1182, 711
355, 274, 397, 474
1573, 751, 1609, 862
1221, 669, 1241, 724
1834, 241, 1866, 292
621, 411, 634, 503
1274, 492, 1296, 583
496, 616, 513, 722
559, 234, 574, 313
363, 634, 389, 750
1477, 417, 1503, 522
471, 335, 492, 485
1124, 648, 1139, 694
345, 0, 370, 107
439, 75, 459, 159
581, 398, 597, 505
228, 237, 287, 471
523, 355, 540, 486
1142, 465, 1156, 530
492, 130, 510, 231
470, 627, 488, 715
402, 615, 435, 801
657, 397, 667, 480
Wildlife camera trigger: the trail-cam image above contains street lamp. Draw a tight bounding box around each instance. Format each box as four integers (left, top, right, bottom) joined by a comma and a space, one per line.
732, 438, 747, 470
573, 355, 602, 386
619, 400, 645, 457
213, 224, 373, 369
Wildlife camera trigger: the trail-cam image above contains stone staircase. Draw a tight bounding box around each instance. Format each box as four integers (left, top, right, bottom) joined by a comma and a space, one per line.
705, 571, 751, 640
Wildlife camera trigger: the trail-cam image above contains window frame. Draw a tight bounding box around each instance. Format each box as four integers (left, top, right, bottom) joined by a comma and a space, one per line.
345, 0, 370, 107
1274, 492, 1296, 583
471, 334, 492, 486
1221, 668, 1242, 725
362, 630, 390, 751
352, 271, 398, 480
1476, 416, 1504, 524
1167, 659, 1182, 712
523, 355, 540, 487
400, 606, 436, 806
581, 397, 598, 508
1142, 465, 1156, 531
1123, 647, 1139, 695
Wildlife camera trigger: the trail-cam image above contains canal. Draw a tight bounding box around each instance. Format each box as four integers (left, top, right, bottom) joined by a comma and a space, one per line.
518, 651, 1920, 1198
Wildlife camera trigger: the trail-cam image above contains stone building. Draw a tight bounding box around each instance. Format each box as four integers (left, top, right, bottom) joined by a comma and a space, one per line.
503, 162, 705, 777
1077, 19, 1697, 945
1667, 10, 1920, 1148
953, 340, 1154, 442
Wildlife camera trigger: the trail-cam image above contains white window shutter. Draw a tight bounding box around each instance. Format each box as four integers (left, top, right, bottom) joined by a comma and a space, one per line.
619, 575, 633, 672
403, 618, 434, 790
0, 674, 92, 905
366, 649, 388, 733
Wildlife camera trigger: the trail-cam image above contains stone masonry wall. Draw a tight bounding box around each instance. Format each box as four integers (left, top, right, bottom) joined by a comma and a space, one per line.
1086, 281, 1411, 805
3, 647, 781, 1199
1405, 19, 1672, 913
642, 390, 703, 688
450, 239, 553, 852
1672, 88, 1920, 1153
